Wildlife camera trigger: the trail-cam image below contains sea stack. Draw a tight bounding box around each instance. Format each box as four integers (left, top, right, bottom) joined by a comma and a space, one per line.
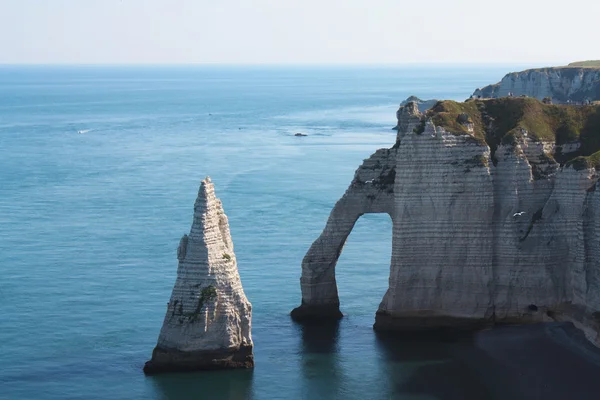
144, 177, 253, 375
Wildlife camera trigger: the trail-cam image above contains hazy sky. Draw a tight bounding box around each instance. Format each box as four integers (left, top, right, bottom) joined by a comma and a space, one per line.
1, 0, 597, 64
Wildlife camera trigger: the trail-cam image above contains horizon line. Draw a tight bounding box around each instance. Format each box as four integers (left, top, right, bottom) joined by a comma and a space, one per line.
0, 60, 570, 68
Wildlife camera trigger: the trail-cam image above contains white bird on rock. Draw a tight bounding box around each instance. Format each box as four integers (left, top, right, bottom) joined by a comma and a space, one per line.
513, 211, 526, 217
365, 179, 374, 184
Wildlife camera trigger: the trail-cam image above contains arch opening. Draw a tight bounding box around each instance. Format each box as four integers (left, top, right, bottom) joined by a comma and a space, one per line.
335, 213, 393, 323
290, 145, 397, 321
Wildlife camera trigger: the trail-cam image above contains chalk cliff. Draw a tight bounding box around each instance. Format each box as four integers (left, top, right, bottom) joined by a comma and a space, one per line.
144, 177, 253, 375
292, 98, 600, 344
393, 96, 439, 130
473, 65, 600, 103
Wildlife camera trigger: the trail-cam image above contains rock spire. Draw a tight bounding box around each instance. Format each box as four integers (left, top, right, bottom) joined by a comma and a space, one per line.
144, 177, 253, 375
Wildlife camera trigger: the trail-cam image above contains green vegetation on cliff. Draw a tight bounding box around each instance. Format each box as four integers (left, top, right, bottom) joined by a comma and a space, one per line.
427, 100, 485, 139
566, 151, 600, 171
425, 98, 600, 168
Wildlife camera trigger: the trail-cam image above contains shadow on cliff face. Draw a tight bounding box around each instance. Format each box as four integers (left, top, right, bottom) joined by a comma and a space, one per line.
375, 323, 600, 400
148, 368, 254, 400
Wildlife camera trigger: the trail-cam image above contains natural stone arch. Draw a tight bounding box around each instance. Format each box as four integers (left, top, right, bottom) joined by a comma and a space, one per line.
295, 98, 600, 344
291, 149, 396, 320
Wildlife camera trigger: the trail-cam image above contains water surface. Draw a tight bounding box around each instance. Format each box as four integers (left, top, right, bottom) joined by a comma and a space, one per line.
1, 65, 553, 400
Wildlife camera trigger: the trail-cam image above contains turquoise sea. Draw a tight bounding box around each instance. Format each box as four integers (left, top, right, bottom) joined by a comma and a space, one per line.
1, 64, 558, 400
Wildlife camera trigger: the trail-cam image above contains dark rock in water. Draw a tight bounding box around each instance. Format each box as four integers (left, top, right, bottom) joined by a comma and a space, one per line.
291, 302, 343, 321
294, 133, 308, 137
143, 345, 254, 375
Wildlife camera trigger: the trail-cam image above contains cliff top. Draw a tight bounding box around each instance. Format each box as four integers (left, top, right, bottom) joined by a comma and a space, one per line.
568, 60, 600, 68
511, 66, 600, 75
422, 98, 600, 168
490, 63, 600, 77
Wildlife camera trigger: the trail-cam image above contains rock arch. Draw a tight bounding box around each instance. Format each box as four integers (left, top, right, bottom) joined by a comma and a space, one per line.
293, 99, 600, 343
291, 148, 396, 320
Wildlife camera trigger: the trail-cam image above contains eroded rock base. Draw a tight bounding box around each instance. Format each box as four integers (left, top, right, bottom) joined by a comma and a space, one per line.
143, 345, 254, 375
373, 311, 493, 333
290, 303, 343, 321
373, 309, 559, 335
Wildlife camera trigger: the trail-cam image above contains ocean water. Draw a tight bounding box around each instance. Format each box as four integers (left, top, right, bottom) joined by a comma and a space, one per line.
0, 65, 533, 400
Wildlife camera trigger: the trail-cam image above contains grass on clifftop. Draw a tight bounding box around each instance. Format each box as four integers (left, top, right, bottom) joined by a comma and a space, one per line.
425, 98, 600, 168
568, 60, 600, 68
566, 150, 600, 170
426, 100, 485, 142
518, 66, 600, 79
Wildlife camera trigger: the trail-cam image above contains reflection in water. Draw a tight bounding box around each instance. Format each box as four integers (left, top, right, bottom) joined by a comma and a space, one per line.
149, 368, 254, 400
296, 319, 346, 399
299, 319, 340, 354
374, 330, 508, 400
145, 321, 600, 400
473, 323, 600, 400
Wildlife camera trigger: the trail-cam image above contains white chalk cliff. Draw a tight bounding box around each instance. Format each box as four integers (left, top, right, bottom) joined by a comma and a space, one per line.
292, 98, 600, 345
144, 177, 253, 374
473, 66, 600, 103
400, 95, 439, 113
393, 96, 439, 130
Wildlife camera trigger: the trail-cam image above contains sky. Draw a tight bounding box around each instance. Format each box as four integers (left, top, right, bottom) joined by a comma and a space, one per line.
0, 0, 597, 65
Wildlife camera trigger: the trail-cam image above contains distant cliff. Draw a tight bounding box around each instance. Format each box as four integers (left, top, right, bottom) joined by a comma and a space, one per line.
473, 64, 600, 104
293, 98, 600, 345
568, 60, 600, 68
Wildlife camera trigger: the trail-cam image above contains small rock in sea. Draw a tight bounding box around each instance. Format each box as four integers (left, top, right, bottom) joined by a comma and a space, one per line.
294, 133, 308, 137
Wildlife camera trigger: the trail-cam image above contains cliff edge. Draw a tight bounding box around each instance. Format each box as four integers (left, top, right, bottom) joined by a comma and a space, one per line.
144, 177, 253, 375
292, 98, 600, 345
473, 63, 600, 104
393, 96, 439, 130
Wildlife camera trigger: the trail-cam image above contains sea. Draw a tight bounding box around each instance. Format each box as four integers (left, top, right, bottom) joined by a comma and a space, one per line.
0, 64, 544, 400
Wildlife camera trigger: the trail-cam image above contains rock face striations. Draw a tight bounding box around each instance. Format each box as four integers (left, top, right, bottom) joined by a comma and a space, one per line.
473, 65, 600, 104
292, 98, 600, 344
144, 177, 253, 375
